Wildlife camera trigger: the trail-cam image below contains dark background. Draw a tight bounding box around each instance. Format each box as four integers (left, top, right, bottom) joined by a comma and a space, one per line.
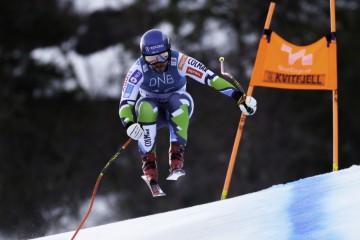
0, 0, 359, 239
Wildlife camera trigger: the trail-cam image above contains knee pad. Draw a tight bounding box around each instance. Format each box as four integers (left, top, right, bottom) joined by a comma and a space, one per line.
135, 98, 159, 123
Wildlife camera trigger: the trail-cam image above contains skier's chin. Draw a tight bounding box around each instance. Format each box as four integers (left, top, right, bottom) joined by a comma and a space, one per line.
151, 62, 168, 73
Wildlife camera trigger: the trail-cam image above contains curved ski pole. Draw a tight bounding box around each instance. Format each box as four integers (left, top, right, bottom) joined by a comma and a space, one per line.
219, 57, 245, 93
71, 138, 132, 240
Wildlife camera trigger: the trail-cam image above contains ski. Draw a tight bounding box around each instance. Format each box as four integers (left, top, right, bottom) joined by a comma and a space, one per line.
166, 169, 186, 181
141, 175, 166, 197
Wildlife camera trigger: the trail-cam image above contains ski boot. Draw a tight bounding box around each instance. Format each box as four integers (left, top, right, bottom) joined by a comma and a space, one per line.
141, 152, 165, 197
141, 152, 158, 182
167, 144, 186, 180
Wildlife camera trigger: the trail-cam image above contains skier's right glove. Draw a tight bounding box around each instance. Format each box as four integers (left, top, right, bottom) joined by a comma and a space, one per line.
238, 94, 257, 116
126, 123, 144, 140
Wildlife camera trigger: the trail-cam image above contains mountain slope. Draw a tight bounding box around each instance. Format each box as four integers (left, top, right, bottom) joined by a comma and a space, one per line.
33, 165, 360, 240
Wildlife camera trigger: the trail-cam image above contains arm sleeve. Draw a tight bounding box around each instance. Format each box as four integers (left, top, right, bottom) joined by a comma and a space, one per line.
119, 62, 143, 128
177, 53, 244, 102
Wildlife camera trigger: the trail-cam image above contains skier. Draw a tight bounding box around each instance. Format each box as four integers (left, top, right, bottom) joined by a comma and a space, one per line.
119, 29, 257, 186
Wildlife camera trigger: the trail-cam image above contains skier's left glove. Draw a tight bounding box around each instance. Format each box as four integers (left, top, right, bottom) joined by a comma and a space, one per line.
238, 94, 257, 116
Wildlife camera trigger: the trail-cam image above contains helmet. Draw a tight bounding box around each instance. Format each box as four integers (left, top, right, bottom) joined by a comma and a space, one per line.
140, 29, 171, 55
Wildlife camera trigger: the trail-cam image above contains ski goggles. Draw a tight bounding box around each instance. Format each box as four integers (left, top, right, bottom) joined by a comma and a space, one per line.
144, 51, 169, 65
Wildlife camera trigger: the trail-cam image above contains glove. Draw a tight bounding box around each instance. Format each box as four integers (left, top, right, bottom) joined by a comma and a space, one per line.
238, 95, 257, 116
126, 123, 144, 140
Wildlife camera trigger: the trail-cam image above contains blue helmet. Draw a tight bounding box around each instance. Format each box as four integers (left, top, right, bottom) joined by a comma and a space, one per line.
140, 29, 171, 55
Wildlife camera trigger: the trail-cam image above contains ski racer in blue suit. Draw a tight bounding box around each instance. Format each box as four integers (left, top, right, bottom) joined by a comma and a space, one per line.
119, 29, 257, 183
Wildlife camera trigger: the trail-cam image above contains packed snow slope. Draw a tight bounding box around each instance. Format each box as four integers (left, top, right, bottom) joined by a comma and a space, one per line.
33, 165, 360, 240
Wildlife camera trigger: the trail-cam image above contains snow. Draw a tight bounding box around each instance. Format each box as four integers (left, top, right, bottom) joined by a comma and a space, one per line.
59, 0, 135, 14
58, 0, 173, 14
32, 165, 360, 240
31, 44, 132, 98
43, 193, 125, 235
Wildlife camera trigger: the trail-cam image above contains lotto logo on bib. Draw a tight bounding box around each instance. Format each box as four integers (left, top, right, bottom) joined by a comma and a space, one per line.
129, 70, 142, 84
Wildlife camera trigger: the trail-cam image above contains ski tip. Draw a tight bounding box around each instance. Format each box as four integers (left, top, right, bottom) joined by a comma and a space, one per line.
153, 192, 166, 197
141, 175, 148, 181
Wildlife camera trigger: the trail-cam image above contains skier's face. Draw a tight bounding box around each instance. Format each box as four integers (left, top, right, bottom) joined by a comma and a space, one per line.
144, 51, 169, 73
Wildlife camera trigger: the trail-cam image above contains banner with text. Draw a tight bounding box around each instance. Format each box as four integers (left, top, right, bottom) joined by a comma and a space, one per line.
250, 31, 337, 90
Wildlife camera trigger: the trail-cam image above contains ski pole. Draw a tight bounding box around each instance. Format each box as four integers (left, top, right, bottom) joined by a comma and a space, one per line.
219, 57, 245, 93
71, 138, 132, 240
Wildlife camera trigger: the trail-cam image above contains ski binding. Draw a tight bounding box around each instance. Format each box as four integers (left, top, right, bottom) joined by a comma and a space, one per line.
166, 169, 186, 181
